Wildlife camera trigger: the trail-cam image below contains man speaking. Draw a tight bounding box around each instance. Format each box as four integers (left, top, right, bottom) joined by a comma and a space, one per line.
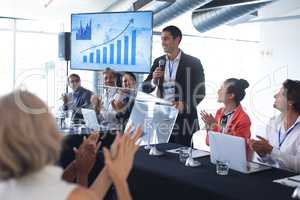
142, 25, 205, 146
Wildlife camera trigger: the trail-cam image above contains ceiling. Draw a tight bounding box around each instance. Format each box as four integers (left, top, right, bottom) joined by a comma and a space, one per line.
0, 0, 119, 20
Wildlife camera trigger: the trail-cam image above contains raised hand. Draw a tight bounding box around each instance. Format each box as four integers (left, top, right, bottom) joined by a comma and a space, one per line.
90, 95, 102, 114
153, 67, 164, 82
103, 126, 142, 182
62, 93, 68, 104
89, 126, 141, 200
200, 110, 217, 130
74, 133, 101, 185
172, 101, 185, 113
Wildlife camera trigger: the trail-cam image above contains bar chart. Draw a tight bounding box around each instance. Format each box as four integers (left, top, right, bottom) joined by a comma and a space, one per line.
81, 19, 136, 66
71, 11, 152, 72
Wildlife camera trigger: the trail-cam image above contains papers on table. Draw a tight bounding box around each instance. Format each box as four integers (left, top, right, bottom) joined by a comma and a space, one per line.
273, 175, 300, 187
167, 147, 210, 159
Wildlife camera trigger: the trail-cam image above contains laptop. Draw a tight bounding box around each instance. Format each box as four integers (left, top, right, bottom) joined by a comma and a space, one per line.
81, 108, 101, 130
81, 108, 121, 132
208, 131, 271, 174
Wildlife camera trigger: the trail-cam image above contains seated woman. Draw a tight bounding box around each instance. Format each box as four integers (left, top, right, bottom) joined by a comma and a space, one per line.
201, 78, 251, 145
248, 79, 300, 172
0, 90, 141, 200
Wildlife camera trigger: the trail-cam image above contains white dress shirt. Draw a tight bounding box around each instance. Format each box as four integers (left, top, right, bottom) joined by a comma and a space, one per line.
261, 114, 300, 172
98, 88, 120, 130
163, 51, 181, 102
151, 51, 182, 102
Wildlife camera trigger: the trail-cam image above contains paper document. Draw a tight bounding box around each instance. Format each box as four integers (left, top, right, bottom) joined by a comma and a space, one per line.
273, 175, 300, 187
167, 147, 210, 158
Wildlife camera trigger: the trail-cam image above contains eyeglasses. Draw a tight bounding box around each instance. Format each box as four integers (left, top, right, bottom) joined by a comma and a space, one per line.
69, 79, 80, 83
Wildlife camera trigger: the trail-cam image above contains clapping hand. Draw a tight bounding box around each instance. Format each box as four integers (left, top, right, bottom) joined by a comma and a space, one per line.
62, 93, 68, 104
200, 110, 217, 130
91, 95, 102, 114
74, 132, 101, 185
103, 126, 142, 182
247, 136, 273, 157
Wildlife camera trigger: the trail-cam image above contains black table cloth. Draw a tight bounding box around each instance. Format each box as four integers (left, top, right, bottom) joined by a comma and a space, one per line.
128, 143, 296, 200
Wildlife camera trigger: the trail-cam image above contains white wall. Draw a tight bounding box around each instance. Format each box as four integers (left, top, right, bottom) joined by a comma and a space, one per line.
190, 0, 300, 149
249, 0, 300, 136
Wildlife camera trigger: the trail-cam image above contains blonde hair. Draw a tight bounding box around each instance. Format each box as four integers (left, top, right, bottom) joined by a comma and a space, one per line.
0, 90, 61, 180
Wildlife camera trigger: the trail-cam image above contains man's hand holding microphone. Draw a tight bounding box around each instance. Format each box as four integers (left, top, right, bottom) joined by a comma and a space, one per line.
152, 59, 165, 86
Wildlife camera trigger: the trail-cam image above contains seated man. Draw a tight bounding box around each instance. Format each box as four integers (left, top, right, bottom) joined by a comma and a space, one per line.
91, 68, 119, 131
90, 68, 122, 147
248, 79, 300, 172
113, 72, 137, 127
91, 70, 137, 131
62, 73, 93, 122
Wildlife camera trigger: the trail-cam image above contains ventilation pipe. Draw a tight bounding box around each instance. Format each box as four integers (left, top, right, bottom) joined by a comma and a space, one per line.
191, 0, 276, 32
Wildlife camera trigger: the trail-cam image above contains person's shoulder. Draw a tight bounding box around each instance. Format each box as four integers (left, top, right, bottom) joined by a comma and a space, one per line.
235, 105, 251, 122
237, 105, 249, 115
153, 55, 165, 62
181, 52, 200, 63
81, 87, 93, 94
270, 115, 281, 124
67, 187, 97, 200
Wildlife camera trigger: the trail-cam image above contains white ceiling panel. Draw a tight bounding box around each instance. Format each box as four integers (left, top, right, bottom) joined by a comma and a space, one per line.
0, 0, 119, 20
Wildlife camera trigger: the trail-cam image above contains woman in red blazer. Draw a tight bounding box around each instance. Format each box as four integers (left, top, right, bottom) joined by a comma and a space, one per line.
200, 78, 251, 145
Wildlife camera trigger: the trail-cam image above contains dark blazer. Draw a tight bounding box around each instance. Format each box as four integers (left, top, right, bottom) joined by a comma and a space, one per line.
63, 86, 93, 121
142, 51, 205, 145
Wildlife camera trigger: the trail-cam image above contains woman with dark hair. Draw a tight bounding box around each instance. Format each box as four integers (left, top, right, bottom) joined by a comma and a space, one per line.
201, 78, 251, 145
248, 79, 300, 172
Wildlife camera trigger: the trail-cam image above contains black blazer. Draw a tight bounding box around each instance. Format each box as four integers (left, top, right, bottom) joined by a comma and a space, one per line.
142, 52, 205, 145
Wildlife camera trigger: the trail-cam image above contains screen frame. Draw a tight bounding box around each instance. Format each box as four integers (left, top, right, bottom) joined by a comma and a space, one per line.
70, 10, 153, 74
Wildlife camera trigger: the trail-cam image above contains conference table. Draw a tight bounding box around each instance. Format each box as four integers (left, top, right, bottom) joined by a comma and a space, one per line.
127, 143, 296, 200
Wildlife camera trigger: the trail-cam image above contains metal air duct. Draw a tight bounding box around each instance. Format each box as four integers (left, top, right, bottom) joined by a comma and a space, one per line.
153, 0, 213, 27
105, 0, 213, 27
191, 0, 276, 32
104, 0, 135, 12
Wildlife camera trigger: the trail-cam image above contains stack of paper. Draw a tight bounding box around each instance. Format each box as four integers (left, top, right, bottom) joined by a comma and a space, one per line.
273, 175, 300, 187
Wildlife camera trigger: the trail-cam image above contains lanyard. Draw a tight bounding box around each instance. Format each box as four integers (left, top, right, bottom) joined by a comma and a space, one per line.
278, 121, 300, 148
220, 110, 235, 133
104, 89, 115, 112
168, 60, 174, 80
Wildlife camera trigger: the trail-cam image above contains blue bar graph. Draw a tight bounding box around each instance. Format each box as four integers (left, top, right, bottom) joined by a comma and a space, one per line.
117, 40, 121, 64
82, 29, 138, 66
89, 52, 94, 63
96, 49, 100, 63
124, 36, 129, 65
83, 55, 87, 63
131, 30, 136, 65
103, 47, 107, 64
110, 44, 114, 64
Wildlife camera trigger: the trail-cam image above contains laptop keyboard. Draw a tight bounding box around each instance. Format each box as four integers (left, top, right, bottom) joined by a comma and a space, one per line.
247, 162, 263, 170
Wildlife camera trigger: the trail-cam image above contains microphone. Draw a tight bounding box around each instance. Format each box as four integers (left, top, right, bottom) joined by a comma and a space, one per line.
157, 59, 165, 86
